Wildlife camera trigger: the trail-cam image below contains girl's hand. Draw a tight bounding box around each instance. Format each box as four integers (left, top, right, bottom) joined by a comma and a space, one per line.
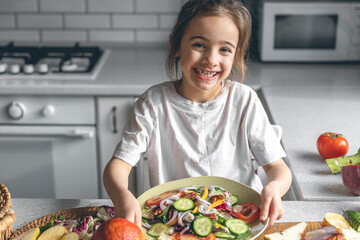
113, 189, 142, 228
260, 159, 292, 226
259, 181, 284, 226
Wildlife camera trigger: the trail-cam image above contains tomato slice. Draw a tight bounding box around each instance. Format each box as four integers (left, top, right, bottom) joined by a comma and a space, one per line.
146, 190, 181, 206
171, 233, 215, 240
230, 202, 260, 223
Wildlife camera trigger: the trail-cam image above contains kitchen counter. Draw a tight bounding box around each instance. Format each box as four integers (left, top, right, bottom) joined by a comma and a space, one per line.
0, 47, 169, 96
11, 198, 360, 232
262, 85, 360, 201
1, 46, 360, 201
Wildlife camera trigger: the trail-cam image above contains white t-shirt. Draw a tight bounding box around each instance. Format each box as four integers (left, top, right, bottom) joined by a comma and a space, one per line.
113, 80, 286, 193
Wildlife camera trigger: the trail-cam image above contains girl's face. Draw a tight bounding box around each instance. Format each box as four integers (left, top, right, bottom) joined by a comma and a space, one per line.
176, 14, 239, 102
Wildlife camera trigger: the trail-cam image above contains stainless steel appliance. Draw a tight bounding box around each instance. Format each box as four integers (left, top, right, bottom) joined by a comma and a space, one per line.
0, 42, 108, 80
259, 1, 360, 62
0, 96, 99, 199
0, 43, 109, 199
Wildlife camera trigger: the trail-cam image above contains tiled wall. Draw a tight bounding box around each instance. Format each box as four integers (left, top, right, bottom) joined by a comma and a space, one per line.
0, 0, 186, 45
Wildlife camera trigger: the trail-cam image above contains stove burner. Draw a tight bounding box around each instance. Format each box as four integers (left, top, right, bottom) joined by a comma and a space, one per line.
0, 42, 103, 75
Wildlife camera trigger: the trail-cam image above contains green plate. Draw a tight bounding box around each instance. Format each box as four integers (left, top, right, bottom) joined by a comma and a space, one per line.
137, 176, 269, 239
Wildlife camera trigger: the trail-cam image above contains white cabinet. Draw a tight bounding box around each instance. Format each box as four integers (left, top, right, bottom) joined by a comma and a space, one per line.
96, 96, 152, 198
96, 96, 137, 198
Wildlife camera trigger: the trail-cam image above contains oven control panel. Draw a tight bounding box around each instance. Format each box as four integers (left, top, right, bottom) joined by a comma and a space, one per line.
0, 96, 95, 124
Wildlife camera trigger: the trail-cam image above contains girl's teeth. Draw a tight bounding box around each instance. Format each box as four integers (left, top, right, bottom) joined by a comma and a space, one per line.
196, 68, 216, 77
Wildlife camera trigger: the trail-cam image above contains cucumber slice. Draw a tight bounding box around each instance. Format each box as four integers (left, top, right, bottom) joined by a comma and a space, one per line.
225, 219, 249, 237
141, 208, 152, 220
230, 195, 239, 206
147, 223, 169, 237
173, 198, 195, 211
214, 231, 236, 239
193, 217, 213, 237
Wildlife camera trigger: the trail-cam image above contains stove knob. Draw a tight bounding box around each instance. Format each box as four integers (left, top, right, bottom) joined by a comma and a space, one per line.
23, 64, 35, 74
37, 63, 49, 74
9, 64, 21, 74
42, 105, 56, 117
0, 63, 8, 73
7, 101, 26, 120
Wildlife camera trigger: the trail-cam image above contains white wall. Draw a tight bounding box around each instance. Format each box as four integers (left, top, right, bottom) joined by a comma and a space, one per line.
0, 0, 186, 44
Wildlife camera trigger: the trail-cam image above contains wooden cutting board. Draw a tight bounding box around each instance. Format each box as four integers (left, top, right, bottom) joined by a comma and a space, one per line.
257, 221, 323, 239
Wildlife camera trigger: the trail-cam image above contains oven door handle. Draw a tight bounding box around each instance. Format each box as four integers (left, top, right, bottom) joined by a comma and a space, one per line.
0, 129, 94, 139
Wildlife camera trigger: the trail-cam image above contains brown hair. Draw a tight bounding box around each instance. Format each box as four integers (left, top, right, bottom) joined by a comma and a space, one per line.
166, 0, 252, 82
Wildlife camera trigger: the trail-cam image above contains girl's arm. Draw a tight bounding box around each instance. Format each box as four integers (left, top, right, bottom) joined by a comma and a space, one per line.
103, 157, 142, 227
260, 159, 292, 226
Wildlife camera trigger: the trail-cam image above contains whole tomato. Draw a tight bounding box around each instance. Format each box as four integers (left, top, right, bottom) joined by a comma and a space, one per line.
317, 132, 349, 159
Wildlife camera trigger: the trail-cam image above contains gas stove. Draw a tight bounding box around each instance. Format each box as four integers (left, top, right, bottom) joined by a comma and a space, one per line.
0, 42, 109, 81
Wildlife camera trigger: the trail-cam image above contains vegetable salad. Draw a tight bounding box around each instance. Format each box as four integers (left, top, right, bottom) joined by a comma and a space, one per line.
141, 185, 261, 239
39, 206, 115, 240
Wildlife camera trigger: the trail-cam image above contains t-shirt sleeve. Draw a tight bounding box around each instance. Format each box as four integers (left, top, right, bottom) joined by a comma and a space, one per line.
112, 93, 155, 166
247, 96, 287, 167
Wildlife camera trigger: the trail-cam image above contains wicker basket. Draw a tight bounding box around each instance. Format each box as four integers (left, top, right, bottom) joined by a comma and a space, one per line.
10, 206, 100, 239
0, 182, 15, 240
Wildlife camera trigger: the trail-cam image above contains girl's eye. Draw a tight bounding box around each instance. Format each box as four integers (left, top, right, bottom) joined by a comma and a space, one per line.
193, 43, 205, 48
220, 48, 231, 53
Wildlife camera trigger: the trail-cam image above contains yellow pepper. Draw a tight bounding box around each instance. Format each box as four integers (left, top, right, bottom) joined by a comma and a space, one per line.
192, 186, 209, 213
208, 199, 223, 209
201, 186, 208, 200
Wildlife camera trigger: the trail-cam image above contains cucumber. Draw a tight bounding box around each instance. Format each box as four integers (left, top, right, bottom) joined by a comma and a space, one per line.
173, 198, 195, 211
147, 223, 169, 237
193, 217, 213, 237
214, 231, 236, 239
225, 219, 249, 237
343, 210, 360, 232
141, 208, 153, 220
230, 195, 239, 206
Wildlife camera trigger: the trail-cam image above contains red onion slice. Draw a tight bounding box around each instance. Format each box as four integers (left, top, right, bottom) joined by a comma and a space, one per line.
195, 196, 211, 205
180, 225, 190, 235
165, 210, 178, 226
177, 211, 191, 227
160, 196, 180, 211
207, 186, 215, 197
142, 222, 152, 229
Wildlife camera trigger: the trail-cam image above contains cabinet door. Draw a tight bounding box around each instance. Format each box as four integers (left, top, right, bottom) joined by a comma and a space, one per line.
96, 97, 137, 198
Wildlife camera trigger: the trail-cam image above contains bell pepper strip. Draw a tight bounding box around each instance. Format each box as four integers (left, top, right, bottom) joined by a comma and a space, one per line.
166, 217, 178, 226
201, 186, 209, 200
208, 200, 223, 209
230, 202, 260, 223
192, 186, 209, 213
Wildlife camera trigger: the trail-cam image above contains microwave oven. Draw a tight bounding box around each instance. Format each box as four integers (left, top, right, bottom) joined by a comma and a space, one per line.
259, 1, 360, 62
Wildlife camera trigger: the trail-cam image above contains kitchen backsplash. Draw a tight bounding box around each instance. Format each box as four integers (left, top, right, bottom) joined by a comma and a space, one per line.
0, 0, 187, 45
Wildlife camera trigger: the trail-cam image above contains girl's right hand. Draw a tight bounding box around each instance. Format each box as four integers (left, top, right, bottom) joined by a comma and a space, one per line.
113, 189, 142, 228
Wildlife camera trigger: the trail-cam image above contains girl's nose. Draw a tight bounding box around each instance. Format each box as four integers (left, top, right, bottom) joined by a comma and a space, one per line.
203, 49, 218, 67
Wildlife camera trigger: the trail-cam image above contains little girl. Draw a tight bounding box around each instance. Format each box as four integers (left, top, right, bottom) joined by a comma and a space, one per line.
104, 0, 292, 228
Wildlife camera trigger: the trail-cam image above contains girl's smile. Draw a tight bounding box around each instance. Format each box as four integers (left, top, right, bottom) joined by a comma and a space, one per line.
175, 14, 239, 103
194, 68, 219, 81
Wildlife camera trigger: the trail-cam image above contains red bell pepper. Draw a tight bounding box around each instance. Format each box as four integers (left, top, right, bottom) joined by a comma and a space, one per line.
230, 202, 260, 223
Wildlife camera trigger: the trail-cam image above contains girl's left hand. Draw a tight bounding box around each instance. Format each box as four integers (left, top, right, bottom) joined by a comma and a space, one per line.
259, 181, 284, 226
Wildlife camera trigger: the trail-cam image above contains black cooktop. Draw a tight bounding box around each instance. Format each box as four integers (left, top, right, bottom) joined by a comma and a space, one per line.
0, 42, 103, 74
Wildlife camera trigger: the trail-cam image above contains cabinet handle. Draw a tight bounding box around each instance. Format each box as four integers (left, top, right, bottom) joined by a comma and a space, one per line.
111, 106, 118, 134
